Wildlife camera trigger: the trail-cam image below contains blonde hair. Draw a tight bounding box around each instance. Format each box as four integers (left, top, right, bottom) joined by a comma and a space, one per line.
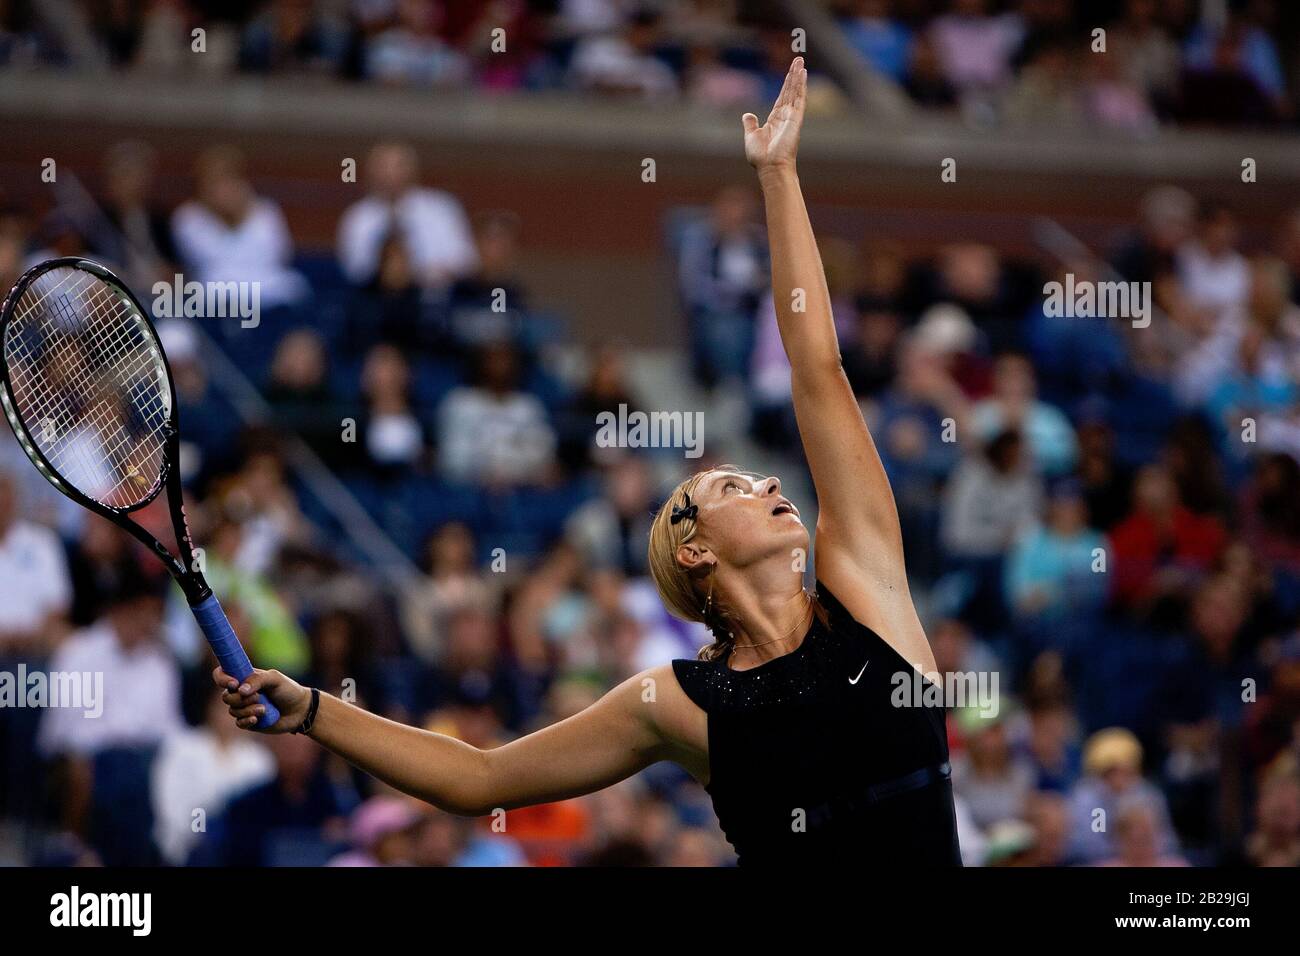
1082, 727, 1143, 776
647, 464, 823, 662
648, 465, 741, 662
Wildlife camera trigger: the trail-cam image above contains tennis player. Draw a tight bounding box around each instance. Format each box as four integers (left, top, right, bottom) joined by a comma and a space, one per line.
218, 58, 962, 866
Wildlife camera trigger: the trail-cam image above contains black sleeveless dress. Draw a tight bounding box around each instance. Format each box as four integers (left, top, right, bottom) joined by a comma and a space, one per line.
672, 579, 962, 866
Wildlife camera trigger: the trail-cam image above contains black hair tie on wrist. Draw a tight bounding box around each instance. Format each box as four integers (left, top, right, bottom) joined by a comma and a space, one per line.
292, 687, 321, 735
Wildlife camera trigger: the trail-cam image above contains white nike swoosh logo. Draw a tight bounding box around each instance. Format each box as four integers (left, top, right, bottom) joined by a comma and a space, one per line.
849, 662, 868, 684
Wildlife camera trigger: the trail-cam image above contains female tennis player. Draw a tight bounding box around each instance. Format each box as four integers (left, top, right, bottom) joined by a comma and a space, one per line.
217, 58, 961, 866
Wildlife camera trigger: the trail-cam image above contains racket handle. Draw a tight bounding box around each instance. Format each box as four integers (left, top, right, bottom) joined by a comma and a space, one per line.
192, 594, 281, 730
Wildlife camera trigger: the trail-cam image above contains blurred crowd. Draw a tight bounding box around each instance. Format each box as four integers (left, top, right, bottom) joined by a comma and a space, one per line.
0, 47, 1299, 867
0, 1, 1297, 129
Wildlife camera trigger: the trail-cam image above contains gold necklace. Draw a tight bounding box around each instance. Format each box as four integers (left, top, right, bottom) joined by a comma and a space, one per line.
730, 591, 812, 655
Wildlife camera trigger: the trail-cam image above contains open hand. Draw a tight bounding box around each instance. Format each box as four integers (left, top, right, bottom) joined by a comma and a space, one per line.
743, 57, 807, 172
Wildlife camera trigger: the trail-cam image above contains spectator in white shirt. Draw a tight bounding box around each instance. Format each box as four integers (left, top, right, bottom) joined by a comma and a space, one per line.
927, 0, 1024, 97
1176, 202, 1249, 316
337, 141, 478, 290
0, 468, 71, 657
38, 579, 184, 760
171, 145, 310, 311
569, 9, 679, 99
438, 342, 557, 487
151, 693, 275, 865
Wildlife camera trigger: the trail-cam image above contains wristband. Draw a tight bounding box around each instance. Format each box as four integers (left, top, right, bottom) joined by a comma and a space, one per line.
292, 687, 321, 735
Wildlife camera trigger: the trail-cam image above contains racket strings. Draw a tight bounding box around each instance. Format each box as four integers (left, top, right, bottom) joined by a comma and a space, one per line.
4, 267, 170, 509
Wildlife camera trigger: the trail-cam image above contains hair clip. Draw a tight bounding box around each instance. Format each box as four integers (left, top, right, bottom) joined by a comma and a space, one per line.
670, 493, 698, 525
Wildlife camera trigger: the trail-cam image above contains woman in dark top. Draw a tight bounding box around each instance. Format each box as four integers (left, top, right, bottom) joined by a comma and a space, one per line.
215, 59, 961, 866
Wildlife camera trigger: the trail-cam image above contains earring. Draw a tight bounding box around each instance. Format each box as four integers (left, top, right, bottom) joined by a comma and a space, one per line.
703, 562, 717, 618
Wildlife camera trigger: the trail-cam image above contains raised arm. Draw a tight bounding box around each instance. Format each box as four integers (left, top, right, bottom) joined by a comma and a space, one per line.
746, 59, 934, 673
215, 663, 705, 815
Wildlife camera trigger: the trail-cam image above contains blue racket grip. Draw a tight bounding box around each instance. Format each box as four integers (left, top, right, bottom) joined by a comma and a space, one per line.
192, 594, 281, 730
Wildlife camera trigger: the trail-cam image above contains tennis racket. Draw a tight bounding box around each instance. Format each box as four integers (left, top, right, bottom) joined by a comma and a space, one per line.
0, 257, 279, 728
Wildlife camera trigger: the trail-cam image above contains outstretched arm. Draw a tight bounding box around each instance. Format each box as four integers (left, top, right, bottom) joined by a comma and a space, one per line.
746, 59, 934, 673
216, 664, 703, 815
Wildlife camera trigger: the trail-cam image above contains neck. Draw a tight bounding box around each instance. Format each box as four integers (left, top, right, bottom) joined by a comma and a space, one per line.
715, 561, 811, 666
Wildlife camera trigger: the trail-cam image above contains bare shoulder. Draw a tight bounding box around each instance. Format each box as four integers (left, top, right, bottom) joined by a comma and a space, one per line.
617, 663, 710, 785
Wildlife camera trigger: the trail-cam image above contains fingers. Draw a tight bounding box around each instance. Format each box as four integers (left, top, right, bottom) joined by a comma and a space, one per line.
767, 57, 806, 122
742, 112, 759, 135
230, 701, 266, 721
234, 668, 276, 698
214, 666, 281, 731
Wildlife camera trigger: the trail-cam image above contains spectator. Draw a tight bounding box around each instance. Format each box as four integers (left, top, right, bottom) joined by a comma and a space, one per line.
1177, 258, 1299, 441
971, 353, 1077, 477
941, 430, 1042, 631
1238, 452, 1300, 575
951, 707, 1037, 832
565, 454, 657, 576
264, 328, 345, 463
926, 0, 1023, 101
1022, 789, 1073, 865
683, 40, 763, 109
365, 0, 471, 88
346, 234, 429, 353
875, 339, 969, 580
1111, 185, 1197, 284
1080, 36, 1157, 135
840, 0, 912, 84
942, 429, 1043, 561
1076, 418, 1133, 532
38, 575, 183, 759
903, 32, 958, 107
406, 804, 526, 865
1182, 10, 1288, 116
1099, 796, 1190, 866
1237, 768, 1300, 867
0, 469, 71, 657
1002, 37, 1081, 129
1005, 477, 1108, 639
1068, 727, 1179, 863
436, 342, 557, 487
677, 185, 768, 389
569, 8, 678, 99
1109, 464, 1228, 615
1024, 702, 1081, 793
63, 519, 141, 629
328, 796, 425, 866
194, 517, 311, 675
360, 344, 429, 475
150, 693, 275, 865
94, 140, 177, 286
402, 522, 496, 667
337, 141, 478, 289
239, 0, 350, 76
556, 347, 640, 472
1109, 0, 1181, 114
1176, 202, 1249, 315
171, 145, 310, 312
157, 318, 242, 483
447, 211, 530, 349
202, 732, 351, 867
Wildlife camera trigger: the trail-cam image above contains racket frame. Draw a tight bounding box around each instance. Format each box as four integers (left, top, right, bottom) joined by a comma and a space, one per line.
0, 256, 212, 606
